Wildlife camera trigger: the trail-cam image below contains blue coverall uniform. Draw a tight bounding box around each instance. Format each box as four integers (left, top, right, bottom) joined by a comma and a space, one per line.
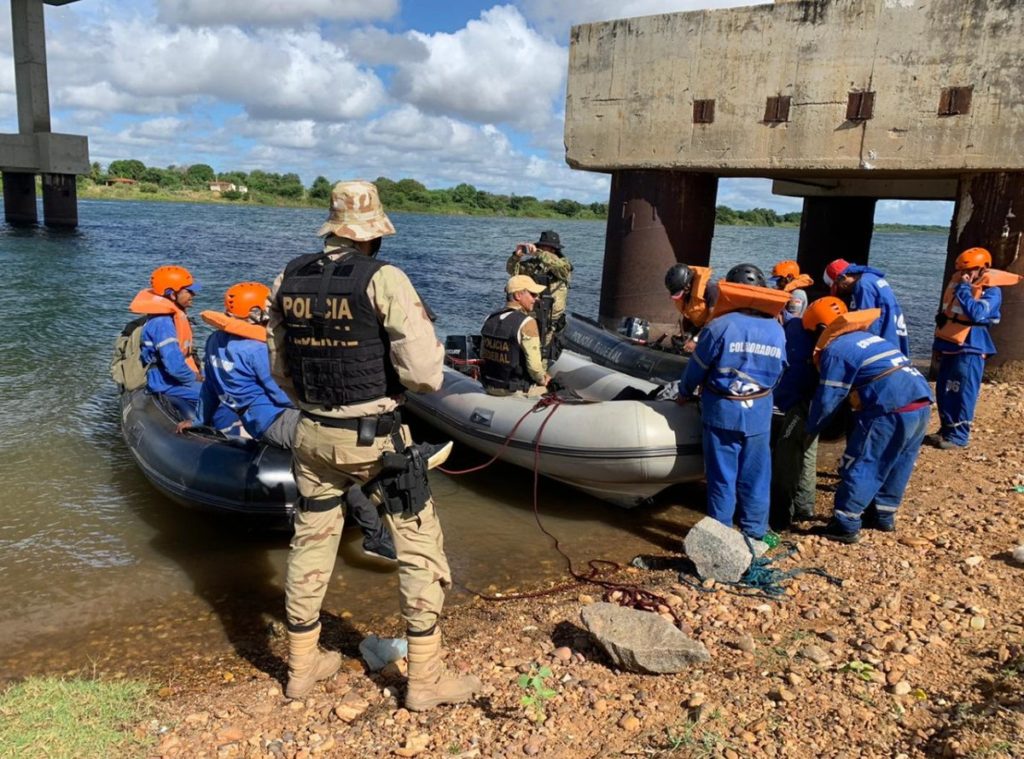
197, 330, 293, 438
140, 314, 201, 415
680, 311, 787, 539
807, 332, 933, 535
845, 265, 911, 358
932, 283, 1002, 447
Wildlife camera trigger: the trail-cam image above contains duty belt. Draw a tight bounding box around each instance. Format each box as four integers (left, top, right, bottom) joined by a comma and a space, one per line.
302, 409, 403, 446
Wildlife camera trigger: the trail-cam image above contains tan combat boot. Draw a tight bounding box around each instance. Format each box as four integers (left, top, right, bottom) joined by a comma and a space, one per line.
285, 624, 342, 700
405, 628, 482, 711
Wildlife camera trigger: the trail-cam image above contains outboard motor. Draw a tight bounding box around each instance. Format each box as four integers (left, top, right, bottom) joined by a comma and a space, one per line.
444, 334, 482, 378
618, 317, 650, 343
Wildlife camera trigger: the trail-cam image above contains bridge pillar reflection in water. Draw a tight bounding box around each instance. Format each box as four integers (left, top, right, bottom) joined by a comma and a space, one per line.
945, 172, 1024, 372
796, 197, 877, 299
599, 170, 718, 338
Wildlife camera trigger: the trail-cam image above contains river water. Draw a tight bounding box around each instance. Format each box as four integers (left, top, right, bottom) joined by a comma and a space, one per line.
0, 200, 948, 683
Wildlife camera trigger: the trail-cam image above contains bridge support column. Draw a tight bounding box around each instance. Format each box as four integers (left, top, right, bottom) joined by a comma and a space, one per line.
796, 197, 876, 298
3, 171, 38, 225
946, 172, 1024, 373
42, 173, 77, 227
599, 170, 718, 337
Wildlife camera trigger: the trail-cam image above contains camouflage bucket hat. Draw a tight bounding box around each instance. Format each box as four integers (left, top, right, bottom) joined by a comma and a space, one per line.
316, 180, 396, 240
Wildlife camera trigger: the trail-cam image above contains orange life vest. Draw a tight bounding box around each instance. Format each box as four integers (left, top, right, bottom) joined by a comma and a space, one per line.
710, 282, 792, 321
128, 289, 199, 373
200, 310, 268, 342
783, 273, 814, 293
672, 265, 714, 328
812, 309, 882, 367
935, 269, 1022, 345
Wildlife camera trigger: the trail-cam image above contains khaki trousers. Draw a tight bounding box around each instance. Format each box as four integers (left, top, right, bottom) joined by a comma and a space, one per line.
284, 416, 451, 634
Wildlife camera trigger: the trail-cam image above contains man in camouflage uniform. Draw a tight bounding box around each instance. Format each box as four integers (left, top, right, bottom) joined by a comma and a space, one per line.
506, 230, 572, 358
267, 180, 481, 709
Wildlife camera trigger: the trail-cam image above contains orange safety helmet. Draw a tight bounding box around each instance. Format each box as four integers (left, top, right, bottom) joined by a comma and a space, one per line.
772, 260, 800, 279
224, 282, 271, 319
954, 247, 992, 271
802, 296, 848, 331
151, 265, 200, 296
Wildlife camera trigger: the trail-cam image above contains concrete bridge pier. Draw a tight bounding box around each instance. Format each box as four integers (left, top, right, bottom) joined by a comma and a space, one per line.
945, 172, 1024, 371
41, 173, 77, 227
1, 0, 88, 229
599, 170, 718, 337
796, 197, 877, 298
2, 172, 38, 225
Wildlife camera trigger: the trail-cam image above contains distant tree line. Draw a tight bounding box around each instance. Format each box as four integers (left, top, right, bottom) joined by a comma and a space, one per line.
70, 159, 947, 231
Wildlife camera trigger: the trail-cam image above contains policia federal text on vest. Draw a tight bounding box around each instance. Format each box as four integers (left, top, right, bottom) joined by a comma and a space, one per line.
480, 308, 532, 393
276, 249, 403, 408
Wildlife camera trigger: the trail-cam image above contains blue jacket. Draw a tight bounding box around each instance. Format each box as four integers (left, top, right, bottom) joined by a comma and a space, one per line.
140, 314, 197, 394
680, 311, 787, 434
197, 330, 293, 439
807, 331, 933, 436
774, 318, 818, 413
932, 282, 1001, 356
847, 265, 910, 356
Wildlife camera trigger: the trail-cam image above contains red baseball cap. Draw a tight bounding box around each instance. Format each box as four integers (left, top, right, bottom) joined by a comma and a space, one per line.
823, 259, 851, 291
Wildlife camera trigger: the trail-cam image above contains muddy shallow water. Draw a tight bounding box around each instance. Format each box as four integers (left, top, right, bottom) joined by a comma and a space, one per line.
0, 201, 944, 685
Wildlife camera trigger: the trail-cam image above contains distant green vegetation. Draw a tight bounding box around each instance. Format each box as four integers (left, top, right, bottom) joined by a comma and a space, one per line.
0, 676, 153, 758
0, 159, 948, 231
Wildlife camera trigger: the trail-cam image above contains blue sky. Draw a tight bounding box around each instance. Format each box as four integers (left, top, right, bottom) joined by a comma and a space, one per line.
0, 0, 953, 225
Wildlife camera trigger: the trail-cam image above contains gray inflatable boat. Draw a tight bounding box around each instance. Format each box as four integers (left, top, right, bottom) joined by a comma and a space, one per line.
405, 349, 704, 507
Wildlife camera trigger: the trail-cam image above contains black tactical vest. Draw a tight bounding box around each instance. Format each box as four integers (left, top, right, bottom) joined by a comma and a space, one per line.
480, 308, 532, 392
276, 249, 401, 407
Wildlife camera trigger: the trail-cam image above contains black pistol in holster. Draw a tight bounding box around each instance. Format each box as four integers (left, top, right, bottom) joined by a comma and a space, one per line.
364, 446, 432, 518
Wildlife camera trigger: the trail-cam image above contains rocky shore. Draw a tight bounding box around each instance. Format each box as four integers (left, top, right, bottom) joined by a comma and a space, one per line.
144, 382, 1024, 758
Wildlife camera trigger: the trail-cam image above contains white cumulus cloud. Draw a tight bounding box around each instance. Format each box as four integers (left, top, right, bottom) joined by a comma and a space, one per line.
156, 0, 398, 27
391, 5, 565, 129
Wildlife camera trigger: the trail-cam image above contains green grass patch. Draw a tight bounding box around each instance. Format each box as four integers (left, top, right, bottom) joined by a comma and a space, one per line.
0, 676, 153, 758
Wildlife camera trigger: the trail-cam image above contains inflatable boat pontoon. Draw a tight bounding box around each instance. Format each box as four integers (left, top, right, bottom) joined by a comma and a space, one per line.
404, 349, 704, 507
119, 388, 297, 521
559, 313, 689, 385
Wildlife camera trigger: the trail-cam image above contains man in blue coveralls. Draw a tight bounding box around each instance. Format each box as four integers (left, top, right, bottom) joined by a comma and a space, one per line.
823, 258, 910, 358
679, 263, 787, 541
802, 298, 933, 544
927, 247, 1009, 449
133, 265, 204, 419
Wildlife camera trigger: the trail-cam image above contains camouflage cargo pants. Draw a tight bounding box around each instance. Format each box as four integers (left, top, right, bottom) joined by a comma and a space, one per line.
285, 415, 451, 634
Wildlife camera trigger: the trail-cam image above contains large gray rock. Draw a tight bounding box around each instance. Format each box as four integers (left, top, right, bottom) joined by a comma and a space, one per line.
683, 516, 764, 583
581, 602, 710, 674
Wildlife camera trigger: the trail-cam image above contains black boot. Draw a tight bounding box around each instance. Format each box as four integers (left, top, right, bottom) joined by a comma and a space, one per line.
814, 519, 861, 544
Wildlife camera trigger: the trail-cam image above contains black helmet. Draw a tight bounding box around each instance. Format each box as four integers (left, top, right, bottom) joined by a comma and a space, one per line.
664, 263, 694, 295
725, 263, 766, 287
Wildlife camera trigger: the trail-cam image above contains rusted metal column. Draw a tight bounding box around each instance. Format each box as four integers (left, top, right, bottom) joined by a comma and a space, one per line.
599, 170, 718, 335
41, 173, 77, 227
945, 172, 1024, 372
796, 197, 876, 298
3, 171, 38, 225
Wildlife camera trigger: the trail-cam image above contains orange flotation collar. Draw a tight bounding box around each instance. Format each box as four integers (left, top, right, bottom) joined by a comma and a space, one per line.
783, 273, 814, 293
672, 265, 714, 329
978, 268, 1022, 289
812, 308, 881, 366
711, 281, 792, 320
129, 289, 199, 373
200, 310, 268, 342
